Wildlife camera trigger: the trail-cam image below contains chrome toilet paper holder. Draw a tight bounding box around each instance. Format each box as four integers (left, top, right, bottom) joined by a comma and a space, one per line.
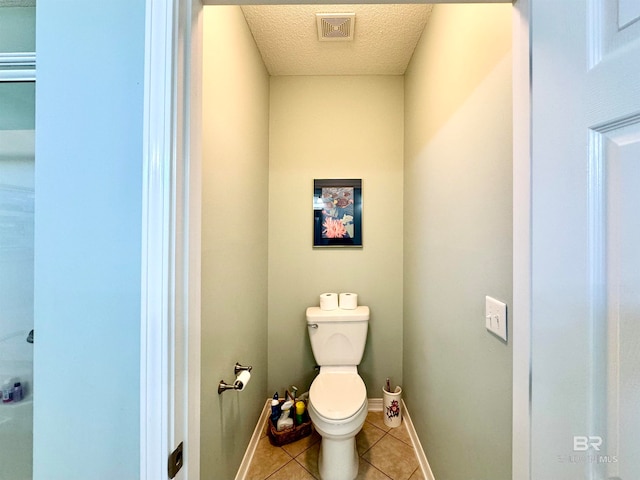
218, 363, 253, 394
234, 362, 252, 375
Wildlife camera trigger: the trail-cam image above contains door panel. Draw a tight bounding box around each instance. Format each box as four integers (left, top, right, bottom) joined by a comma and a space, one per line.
602, 123, 640, 479
592, 0, 640, 67
618, 0, 640, 29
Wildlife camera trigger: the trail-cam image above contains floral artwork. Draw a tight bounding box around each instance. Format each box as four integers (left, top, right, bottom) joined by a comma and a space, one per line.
386, 399, 400, 420
320, 187, 354, 239
313, 179, 362, 247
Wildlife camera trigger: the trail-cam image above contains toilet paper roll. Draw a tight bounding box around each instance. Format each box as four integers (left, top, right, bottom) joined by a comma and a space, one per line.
339, 292, 358, 310
234, 370, 251, 391
320, 292, 339, 311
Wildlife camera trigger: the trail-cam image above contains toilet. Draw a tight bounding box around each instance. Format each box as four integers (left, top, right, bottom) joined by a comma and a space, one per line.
306, 305, 370, 480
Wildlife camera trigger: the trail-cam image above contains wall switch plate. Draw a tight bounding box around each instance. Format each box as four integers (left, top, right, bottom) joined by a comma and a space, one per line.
485, 296, 507, 341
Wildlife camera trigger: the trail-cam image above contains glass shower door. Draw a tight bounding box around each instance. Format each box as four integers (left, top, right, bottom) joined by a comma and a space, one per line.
0, 5, 36, 479
0, 81, 35, 480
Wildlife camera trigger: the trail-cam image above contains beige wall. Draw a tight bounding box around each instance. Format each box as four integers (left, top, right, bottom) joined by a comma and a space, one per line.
403, 4, 513, 480
268, 76, 404, 397
201, 7, 270, 479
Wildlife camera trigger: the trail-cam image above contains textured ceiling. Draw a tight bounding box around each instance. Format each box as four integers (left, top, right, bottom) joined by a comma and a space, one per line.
240, 4, 433, 76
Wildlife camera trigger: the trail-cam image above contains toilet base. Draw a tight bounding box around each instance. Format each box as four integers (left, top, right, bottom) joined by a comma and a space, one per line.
318, 436, 359, 480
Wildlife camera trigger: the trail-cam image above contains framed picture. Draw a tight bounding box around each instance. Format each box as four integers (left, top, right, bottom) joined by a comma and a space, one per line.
313, 179, 362, 247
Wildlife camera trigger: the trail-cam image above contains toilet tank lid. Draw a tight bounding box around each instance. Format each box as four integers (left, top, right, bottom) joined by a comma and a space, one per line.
306, 306, 369, 322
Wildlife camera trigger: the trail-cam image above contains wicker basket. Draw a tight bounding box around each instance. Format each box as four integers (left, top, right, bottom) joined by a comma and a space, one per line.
267, 400, 313, 446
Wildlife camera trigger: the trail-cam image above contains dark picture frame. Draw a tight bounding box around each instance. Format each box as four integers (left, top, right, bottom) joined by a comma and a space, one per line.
313, 179, 362, 247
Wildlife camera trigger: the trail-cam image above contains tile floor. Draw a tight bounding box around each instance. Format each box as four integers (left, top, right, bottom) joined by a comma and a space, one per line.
245, 411, 425, 480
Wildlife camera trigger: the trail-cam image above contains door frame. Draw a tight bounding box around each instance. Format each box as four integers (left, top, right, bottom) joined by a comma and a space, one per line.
140, 1, 202, 479
140, 1, 176, 478
140, 1, 532, 479
511, 1, 531, 478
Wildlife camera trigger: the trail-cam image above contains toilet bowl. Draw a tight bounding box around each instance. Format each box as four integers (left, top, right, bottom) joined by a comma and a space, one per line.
308, 366, 368, 480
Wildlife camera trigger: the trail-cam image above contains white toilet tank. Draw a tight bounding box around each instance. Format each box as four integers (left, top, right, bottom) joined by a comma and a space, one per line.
306, 306, 369, 366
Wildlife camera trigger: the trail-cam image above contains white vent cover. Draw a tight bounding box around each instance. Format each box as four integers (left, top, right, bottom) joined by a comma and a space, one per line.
316, 13, 355, 42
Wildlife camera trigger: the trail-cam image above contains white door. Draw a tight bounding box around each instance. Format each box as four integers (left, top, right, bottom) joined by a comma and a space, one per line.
531, 1, 640, 479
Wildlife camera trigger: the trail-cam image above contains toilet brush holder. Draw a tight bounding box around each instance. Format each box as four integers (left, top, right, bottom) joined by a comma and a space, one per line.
382, 385, 402, 428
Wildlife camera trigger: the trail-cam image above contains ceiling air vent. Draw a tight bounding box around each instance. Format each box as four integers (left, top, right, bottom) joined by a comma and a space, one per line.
316, 13, 355, 42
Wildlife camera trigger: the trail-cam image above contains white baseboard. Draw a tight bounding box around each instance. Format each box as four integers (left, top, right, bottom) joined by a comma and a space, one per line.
368, 397, 383, 411
235, 397, 436, 480
234, 399, 271, 480
399, 399, 436, 480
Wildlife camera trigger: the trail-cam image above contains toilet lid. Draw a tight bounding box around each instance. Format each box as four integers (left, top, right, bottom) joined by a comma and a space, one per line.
310, 372, 366, 421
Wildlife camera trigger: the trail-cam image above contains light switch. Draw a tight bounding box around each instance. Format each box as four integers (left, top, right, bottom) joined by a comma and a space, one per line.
485, 296, 507, 341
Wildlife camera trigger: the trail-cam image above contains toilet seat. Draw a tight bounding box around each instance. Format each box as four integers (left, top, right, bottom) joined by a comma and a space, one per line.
310, 371, 367, 421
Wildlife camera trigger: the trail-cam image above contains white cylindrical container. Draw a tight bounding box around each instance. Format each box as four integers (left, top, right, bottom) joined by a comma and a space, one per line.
319, 292, 338, 311
339, 292, 358, 310
382, 385, 402, 428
